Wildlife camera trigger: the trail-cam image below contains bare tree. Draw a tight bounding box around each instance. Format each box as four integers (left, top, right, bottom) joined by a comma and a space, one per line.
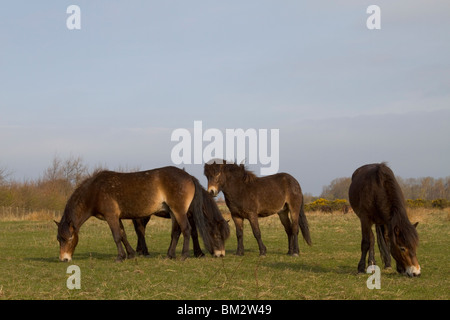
320, 177, 351, 200
0, 166, 12, 186
43, 155, 88, 187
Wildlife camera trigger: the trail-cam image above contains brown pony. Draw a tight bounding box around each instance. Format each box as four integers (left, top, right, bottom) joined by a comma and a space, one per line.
56, 167, 229, 262
204, 160, 311, 256
349, 163, 420, 277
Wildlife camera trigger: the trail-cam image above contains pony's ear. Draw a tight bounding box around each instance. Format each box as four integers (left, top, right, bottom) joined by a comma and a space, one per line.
54, 220, 60, 227
394, 225, 400, 236
413, 222, 419, 228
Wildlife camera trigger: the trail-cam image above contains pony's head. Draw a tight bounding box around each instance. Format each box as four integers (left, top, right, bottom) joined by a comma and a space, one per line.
390, 222, 420, 277
55, 218, 78, 262
206, 219, 230, 258
200, 188, 230, 257
204, 159, 227, 197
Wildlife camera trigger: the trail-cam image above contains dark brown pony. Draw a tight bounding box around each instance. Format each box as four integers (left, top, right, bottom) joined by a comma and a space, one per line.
349, 163, 420, 277
132, 213, 206, 258
56, 167, 229, 262
132, 186, 228, 258
204, 160, 311, 256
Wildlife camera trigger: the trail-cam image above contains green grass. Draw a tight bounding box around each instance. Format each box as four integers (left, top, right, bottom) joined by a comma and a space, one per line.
0, 209, 448, 300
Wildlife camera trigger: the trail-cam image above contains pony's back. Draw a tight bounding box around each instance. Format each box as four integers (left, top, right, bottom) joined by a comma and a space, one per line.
350, 162, 410, 225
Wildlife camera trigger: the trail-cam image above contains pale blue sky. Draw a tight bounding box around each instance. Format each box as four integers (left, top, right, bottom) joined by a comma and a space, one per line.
1, 1, 449, 195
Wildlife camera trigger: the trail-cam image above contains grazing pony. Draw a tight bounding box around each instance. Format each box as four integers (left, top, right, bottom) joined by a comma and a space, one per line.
349, 163, 420, 277
132, 213, 206, 258
204, 160, 311, 256
132, 186, 229, 258
56, 167, 229, 261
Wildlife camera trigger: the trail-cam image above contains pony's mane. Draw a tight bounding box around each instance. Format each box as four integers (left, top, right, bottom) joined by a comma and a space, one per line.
60, 173, 99, 231
205, 159, 257, 183
390, 211, 419, 248
224, 162, 257, 183
201, 188, 230, 239
377, 163, 419, 248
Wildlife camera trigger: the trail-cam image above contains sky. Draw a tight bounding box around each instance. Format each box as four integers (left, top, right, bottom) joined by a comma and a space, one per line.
0, 1, 449, 196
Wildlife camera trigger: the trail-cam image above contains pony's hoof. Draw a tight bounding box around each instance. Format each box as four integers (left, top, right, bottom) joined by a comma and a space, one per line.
194, 252, 206, 258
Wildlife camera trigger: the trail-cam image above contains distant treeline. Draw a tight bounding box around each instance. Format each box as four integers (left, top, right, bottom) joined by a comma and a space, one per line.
305, 175, 450, 212
304, 197, 450, 213
311, 176, 450, 202
0, 155, 97, 212
1, 156, 449, 213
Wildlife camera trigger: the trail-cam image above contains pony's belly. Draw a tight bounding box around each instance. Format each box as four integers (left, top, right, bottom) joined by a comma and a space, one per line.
258, 211, 277, 218
120, 202, 168, 219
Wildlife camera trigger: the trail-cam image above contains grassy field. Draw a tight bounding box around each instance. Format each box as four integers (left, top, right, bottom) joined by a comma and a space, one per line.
0, 208, 448, 300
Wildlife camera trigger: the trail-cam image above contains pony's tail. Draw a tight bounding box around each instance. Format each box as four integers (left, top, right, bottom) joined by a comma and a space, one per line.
190, 177, 214, 254
299, 194, 312, 246
376, 225, 391, 268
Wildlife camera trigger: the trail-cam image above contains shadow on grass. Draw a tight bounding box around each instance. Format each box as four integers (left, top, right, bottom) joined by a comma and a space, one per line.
263, 260, 356, 275
265, 259, 406, 278
25, 250, 196, 263
25, 251, 130, 263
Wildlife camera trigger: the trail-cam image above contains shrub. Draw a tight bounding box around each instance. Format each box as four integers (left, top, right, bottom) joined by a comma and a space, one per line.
305, 198, 350, 213
406, 198, 432, 208
431, 198, 450, 209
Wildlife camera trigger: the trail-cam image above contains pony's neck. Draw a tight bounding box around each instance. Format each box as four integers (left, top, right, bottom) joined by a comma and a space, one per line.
62, 203, 90, 231
220, 170, 248, 206
222, 169, 245, 191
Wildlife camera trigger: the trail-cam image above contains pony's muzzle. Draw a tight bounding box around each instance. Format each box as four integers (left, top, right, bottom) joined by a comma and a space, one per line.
406, 265, 421, 277
214, 249, 225, 257
59, 252, 72, 262
208, 187, 218, 197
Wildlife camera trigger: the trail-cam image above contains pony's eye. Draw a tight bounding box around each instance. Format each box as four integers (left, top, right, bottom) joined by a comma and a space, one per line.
400, 247, 406, 252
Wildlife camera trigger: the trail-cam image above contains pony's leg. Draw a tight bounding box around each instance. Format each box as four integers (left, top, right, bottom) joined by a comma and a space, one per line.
106, 218, 128, 262
358, 220, 372, 273
290, 215, 300, 256
248, 215, 267, 256
383, 226, 392, 268
178, 214, 191, 260
133, 216, 151, 256
277, 210, 294, 255
169, 211, 191, 260
167, 216, 181, 259
368, 226, 376, 268
119, 220, 136, 259
376, 224, 392, 269
232, 214, 245, 256
189, 215, 205, 258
